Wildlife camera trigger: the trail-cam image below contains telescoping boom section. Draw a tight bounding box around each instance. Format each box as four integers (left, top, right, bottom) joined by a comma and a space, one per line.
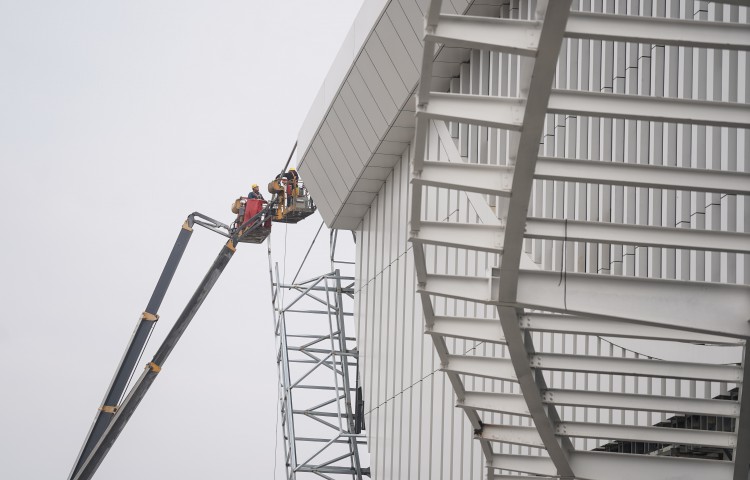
68, 188, 314, 480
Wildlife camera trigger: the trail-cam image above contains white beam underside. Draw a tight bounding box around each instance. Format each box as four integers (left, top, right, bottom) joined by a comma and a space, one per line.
548, 90, 750, 128
422, 271, 750, 339
568, 451, 734, 480
414, 160, 514, 196
417, 92, 526, 130
524, 217, 750, 254
488, 477, 556, 480
428, 315, 506, 343
565, 11, 750, 51
535, 156, 750, 195
411, 221, 505, 253
458, 391, 531, 416
521, 313, 741, 345
531, 353, 743, 382
442, 354, 517, 382
428, 15, 541, 55
558, 421, 736, 448
479, 424, 545, 447
543, 389, 740, 417
420, 274, 489, 302
484, 421, 737, 449
491, 451, 734, 478
515, 270, 750, 339
490, 454, 556, 476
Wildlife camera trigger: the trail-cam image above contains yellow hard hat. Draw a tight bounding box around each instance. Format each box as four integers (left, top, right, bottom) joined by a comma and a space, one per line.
289, 167, 296, 171
251, 183, 258, 188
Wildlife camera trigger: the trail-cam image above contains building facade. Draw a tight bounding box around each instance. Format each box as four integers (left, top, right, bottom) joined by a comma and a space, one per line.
298, 1, 749, 478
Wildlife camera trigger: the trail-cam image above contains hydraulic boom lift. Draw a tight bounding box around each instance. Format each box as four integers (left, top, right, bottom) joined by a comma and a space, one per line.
68, 157, 316, 480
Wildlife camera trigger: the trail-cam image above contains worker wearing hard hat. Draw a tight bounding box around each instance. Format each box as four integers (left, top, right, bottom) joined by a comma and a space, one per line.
283, 167, 300, 206
248, 183, 265, 200
283, 166, 299, 183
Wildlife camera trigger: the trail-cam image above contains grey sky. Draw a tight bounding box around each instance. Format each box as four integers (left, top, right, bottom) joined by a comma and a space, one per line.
0, 1, 362, 478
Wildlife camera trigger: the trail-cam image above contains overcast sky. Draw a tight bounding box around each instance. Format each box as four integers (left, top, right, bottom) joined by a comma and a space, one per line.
0, 1, 363, 478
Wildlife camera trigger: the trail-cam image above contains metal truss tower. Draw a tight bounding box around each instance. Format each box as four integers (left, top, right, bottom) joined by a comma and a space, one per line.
268, 227, 369, 479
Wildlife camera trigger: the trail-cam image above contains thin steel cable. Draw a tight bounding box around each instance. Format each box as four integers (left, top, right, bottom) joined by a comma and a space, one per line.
291, 220, 325, 285
364, 341, 485, 416
118, 326, 155, 405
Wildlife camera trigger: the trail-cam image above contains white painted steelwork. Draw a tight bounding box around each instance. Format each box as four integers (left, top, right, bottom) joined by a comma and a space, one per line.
407, 1, 750, 479
269, 231, 368, 479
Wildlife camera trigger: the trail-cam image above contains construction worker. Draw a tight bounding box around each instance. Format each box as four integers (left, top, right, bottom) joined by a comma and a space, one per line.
268, 175, 286, 219
248, 183, 265, 201
283, 167, 300, 206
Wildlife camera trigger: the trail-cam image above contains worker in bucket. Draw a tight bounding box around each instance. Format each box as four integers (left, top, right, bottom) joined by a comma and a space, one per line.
248, 183, 265, 201
283, 167, 300, 206
268, 174, 286, 219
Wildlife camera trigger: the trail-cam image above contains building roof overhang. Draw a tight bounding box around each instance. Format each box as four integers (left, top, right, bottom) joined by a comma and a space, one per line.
296, 0, 501, 229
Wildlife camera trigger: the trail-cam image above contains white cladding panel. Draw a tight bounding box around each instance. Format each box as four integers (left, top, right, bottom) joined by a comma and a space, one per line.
356, 148, 508, 478
299, 0, 485, 230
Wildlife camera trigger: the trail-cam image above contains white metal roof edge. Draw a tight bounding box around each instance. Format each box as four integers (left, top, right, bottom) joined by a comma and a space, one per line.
296, 0, 391, 167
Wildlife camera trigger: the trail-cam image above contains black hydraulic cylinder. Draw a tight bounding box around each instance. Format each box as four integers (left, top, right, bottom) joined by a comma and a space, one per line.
71, 240, 237, 480
69, 221, 194, 480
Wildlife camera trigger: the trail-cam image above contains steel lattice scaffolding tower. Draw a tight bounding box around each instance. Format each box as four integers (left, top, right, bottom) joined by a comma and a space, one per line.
268, 227, 369, 479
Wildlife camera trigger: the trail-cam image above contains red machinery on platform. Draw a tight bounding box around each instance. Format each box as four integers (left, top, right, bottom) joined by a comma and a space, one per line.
231, 180, 316, 244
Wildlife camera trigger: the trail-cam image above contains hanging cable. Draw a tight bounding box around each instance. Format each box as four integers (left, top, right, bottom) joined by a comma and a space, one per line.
291, 220, 325, 284
364, 341, 486, 416
118, 326, 155, 405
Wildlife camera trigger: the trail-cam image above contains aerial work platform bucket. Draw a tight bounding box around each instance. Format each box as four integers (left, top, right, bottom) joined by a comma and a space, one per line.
233, 198, 272, 243
271, 182, 317, 224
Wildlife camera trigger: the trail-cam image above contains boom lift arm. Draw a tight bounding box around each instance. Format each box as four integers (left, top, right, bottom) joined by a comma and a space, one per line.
68, 205, 276, 480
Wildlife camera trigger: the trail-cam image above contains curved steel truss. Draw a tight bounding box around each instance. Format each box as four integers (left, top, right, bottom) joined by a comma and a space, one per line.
410, 1, 750, 479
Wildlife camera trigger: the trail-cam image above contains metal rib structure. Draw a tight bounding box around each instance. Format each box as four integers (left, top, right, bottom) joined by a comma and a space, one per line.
409, 1, 750, 479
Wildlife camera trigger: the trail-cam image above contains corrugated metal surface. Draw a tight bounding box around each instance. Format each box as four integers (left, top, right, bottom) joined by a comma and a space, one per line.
356, 150, 489, 479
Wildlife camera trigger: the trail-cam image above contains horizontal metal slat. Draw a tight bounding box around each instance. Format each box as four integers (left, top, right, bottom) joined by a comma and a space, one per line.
443, 354, 517, 382
535, 156, 750, 195
428, 14, 541, 55
548, 90, 750, 128
524, 217, 750, 254
458, 391, 530, 417
429, 315, 507, 343
515, 269, 750, 339
543, 389, 741, 417
530, 353, 743, 382
411, 221, 505, 254
414, 160, 514, 195
417, 92, 526, 129
558, 422, 736, 448
479, 424, 545, 447
566, 11, 750, 51
490, 454, 556, 476
521, 313, 740, 345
